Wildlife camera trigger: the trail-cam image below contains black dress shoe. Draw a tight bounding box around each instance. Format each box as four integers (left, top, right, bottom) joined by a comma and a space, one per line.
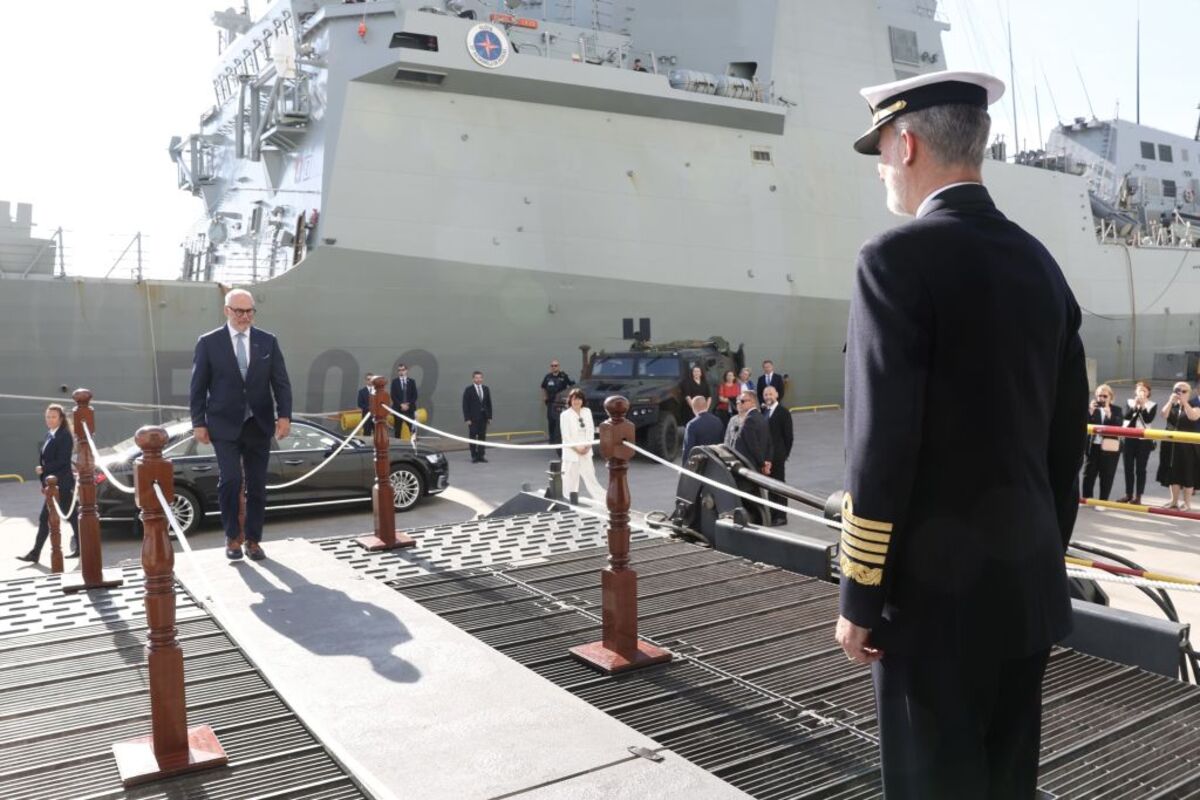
478, 457, 489, 463
15, 552, 38, 563
226, 540, 244, 560
245, 542, 266, 561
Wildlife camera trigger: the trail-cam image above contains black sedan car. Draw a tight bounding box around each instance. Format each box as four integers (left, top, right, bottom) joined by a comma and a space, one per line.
95, 419, 449, 536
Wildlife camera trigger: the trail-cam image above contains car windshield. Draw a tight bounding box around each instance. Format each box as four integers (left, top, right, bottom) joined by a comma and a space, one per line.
638, 356, 682, 378
591, 357, 635, 378
104, 423, 192, 458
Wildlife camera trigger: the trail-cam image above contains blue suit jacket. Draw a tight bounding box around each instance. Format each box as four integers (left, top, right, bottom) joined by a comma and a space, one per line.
682, 412, 724, 464
190, 325, 293, 441
39, 425, 75, 499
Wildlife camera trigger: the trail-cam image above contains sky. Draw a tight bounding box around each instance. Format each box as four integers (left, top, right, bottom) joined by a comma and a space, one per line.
1, 0, 1197, 277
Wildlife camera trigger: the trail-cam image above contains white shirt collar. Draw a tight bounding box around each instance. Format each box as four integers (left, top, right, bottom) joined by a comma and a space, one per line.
915, 181, 981, 219
226, 321, 251, 343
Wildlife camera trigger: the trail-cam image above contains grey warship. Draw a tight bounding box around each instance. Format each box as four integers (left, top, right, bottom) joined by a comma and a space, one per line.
2, 0, 1199, 472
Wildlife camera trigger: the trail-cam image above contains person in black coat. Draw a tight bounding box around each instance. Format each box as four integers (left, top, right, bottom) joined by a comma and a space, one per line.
755, 360, 785, 405
681, 396, 724, 464
761, 386, 794, 525
1081, 383, 1121, 501
18, 404, 78, 563
461, 370, 493, 462
679, 365, 711, 421
356, 373, 375, 435
1119, 381, 1156, 504
835, 71, 1087, 800
733, 390, 770, 472
390, 363, 418, 438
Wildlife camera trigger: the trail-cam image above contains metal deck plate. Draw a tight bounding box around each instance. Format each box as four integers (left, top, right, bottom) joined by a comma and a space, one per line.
347, 536, 1200, 800
0, 577, 366, 800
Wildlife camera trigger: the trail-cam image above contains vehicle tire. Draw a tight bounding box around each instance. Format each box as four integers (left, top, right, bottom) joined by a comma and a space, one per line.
389, 464, 426, 512
169, 486, 202, 538
644, 415, 679, 461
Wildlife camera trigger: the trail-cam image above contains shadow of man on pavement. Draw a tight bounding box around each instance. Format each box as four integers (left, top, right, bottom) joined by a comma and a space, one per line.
235, 557, 420, 683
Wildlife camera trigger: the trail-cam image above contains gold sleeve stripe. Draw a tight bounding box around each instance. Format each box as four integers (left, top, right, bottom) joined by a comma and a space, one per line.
840, 531, 888, 554
840, 553, 883, 586
840, 541, 887, 566
842, 520, 892, 544
842, 508, 893, 533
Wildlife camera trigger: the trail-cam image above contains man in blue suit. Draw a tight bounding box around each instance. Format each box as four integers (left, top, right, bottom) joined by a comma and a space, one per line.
681, 396, 723, 464
190, 289, 292, 561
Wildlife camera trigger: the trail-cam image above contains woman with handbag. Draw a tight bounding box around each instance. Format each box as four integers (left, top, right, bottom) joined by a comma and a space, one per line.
1156, 382, 1200, 510
1082, 384, 1122, 501
1118, 381, 1157, 504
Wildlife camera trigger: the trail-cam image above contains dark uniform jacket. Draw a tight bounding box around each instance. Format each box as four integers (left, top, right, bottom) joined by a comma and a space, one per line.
763, 404, 793, 467
462, 384, 493, 423
840, 184, 1087, 659
390, 376, 418, 412
682, 411, 724, 463
39, 425, 75, 500
540, 371, 573, 404
756, 372, 785, 405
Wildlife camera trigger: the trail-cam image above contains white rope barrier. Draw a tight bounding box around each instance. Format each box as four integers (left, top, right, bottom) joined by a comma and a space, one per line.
385, 405, 594, 451
1066, 565, 1200, 594
0, 392, 351, 421
49, 495, 77, 550
626, 441, 840, 531
152, 481, 225, 615
265, 412, 371, 490
82, 422, 136, 495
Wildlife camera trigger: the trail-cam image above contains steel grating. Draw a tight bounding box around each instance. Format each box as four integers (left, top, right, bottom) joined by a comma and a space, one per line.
339, 530, 1200, 800
0, 575, 367, 800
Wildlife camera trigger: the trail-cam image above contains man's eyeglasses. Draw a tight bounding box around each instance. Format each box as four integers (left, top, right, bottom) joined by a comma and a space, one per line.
227, 307, 256, 316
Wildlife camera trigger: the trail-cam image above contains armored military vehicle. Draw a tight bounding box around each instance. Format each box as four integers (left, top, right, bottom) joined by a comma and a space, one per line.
557, 338, 743, 461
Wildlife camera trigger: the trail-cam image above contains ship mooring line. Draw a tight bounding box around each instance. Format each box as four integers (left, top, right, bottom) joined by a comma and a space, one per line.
1066, 566, 1200, 593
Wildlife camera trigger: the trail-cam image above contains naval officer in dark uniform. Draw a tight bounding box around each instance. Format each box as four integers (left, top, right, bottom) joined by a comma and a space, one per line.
834, 71, 1088, 799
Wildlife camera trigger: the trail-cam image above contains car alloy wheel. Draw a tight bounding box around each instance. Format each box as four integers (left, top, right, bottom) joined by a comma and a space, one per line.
169, 487, 201, 537
389, 466, 425, 511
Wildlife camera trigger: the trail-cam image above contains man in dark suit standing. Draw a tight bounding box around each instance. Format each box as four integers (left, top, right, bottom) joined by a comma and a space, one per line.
356, 374, 375, 435
390, 363, 418, 438
733, 391, 770, 473
18, 404, 78, 563
681, 397, 723, 464
190, 288, 292, 561
761, 386, 793, 525
755, 360, 785, 406
835, 72, 1087, 799
461, 370, 493, 463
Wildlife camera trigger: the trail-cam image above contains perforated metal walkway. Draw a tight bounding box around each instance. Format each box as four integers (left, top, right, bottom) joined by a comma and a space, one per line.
353, 535, 1200, 800
0, 574, 365, 800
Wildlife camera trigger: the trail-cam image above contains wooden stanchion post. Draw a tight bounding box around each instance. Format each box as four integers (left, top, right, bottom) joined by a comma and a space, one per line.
357, 376, 415, 550
44, 476, 64, 575
569, 396, 671, 674
111, 426, 227, 787
63, 389, 123, 592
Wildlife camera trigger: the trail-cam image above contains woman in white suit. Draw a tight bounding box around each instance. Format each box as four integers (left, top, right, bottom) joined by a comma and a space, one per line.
560, 388, 605, 502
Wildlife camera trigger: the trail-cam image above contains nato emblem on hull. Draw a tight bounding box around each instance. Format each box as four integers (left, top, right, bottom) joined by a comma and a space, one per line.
466, 23, 510, 69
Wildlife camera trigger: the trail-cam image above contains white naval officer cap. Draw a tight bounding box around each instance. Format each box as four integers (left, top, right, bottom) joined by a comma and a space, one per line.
853, 70, 1005, 155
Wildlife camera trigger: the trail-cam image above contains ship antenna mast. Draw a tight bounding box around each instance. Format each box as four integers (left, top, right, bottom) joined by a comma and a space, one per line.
1042, 69, 1063, 126
1136, 0, 1141, 125
1073, 57, 1097, 120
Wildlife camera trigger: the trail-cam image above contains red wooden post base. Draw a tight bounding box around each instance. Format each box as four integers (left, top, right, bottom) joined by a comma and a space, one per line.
355, 531, 417, 551
62, 569, 124, 593
112, 724, 228, 787
569, 639, 672, 674
569, 567, 671, 674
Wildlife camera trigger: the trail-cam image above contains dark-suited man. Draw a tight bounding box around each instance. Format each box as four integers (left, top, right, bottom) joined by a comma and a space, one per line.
761, 386, 793, 525
462, 370, 493, 463
390, 363, 418, 438
18, 404, 78, 563
756, 360, 785, 405
356, 374, 375, 435
835, 71, 1087, 799
733, 391, 770, 473
681, 396, 723, 464
190, 288, 292, 561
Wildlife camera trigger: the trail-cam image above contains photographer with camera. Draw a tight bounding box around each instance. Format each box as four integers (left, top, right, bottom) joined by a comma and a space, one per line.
1156, 381, 1200, 510
1118, 381, 1157, 504
1082, 384, 1122, 501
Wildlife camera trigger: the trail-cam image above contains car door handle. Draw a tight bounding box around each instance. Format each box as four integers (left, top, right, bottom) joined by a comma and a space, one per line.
283, 459, 305, 465
190, 465, 213, 472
